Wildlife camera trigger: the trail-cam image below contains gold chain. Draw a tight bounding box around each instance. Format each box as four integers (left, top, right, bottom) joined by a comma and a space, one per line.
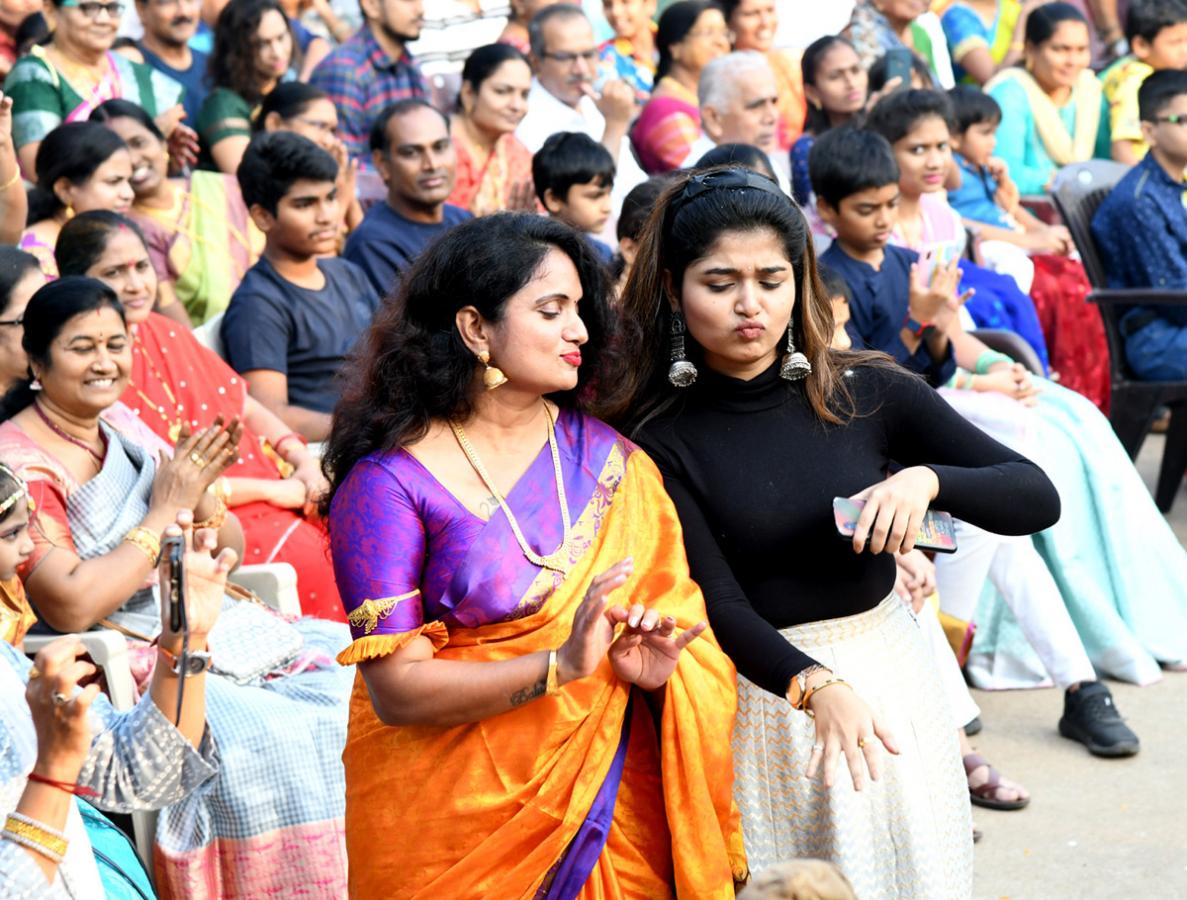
449, 406, 573, 572
131, 336, 185, 441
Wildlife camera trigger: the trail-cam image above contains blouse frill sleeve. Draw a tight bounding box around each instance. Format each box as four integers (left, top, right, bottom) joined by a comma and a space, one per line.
329, 457, 445, 665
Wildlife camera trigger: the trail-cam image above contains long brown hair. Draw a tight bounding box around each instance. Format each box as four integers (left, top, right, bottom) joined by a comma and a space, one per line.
595, 166, 888, 434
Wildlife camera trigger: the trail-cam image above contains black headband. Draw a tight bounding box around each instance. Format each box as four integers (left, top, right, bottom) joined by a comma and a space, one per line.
666, 167, 790, 230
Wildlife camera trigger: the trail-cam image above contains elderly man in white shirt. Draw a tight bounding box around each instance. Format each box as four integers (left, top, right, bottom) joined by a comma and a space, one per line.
681, 50, 791, 193
516, 3, 647, 220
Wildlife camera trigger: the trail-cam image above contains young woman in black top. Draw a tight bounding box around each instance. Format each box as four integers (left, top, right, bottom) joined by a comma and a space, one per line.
599, 166, 1061, 898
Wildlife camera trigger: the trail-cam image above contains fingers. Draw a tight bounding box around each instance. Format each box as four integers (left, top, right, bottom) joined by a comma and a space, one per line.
672, 620, 706, 650
860, 734, 883, 784
213, 546, 239, 574
806, 734, 826, 779
850, 496, 878, 553
873, 715, 900, 755
55, 659, 97, 696
32, 637, 88, 683
822, 737, 842, 789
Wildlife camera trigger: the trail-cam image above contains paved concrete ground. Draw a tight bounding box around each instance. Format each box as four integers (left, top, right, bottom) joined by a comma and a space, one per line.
970, 435, 1187, 900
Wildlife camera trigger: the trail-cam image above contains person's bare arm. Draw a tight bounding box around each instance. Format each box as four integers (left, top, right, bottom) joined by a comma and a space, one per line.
297, 37, 332, 82
242, 369, 332, 441
0, 95, 26, 246
1111, 139, 1141, 166
210, 136, 250, 175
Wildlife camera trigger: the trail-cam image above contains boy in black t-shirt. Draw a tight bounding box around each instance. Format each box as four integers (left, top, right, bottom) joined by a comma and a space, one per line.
222, 131, 380, 443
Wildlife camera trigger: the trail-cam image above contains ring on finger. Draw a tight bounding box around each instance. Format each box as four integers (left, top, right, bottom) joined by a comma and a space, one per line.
812, 742, 824, 751
857, 737, 869, 749
52, 691, 69, 706
189, 452, 206, 467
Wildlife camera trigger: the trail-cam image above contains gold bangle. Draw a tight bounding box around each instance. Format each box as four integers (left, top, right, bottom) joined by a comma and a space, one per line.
123, 525, 161, 565
801, 678, 851, 719
193, 495, 227, 531
3, 813, 69, 861
546, 648, 560, 696
0, 167, 20, 191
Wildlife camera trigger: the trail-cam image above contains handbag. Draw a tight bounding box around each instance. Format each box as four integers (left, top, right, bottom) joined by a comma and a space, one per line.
206, 593, 304, 685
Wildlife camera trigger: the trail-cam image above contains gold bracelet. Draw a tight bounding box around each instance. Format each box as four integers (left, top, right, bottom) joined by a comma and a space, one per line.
801, 678, 851, 719
0, 166, 20, 191
3, 812, 68, 861
546, 648, 560, 696
123, 525, 161, 565
193, 494, 227, 531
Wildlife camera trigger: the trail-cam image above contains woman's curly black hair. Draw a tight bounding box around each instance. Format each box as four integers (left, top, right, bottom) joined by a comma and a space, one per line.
207, 0, 293, 105
320, 213, 619, 518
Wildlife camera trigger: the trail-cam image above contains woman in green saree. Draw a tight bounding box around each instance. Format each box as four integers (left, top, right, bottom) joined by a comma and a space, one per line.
93, 99, 262, 325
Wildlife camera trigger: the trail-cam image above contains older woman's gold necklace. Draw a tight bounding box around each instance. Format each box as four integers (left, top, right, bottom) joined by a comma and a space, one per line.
449, 406, 573, 572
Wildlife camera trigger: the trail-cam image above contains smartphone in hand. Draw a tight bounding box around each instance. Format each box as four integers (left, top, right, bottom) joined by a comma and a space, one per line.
832, 497, 958, 553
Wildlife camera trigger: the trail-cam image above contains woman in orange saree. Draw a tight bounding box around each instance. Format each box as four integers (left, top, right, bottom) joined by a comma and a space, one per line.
323, 213, 747, 899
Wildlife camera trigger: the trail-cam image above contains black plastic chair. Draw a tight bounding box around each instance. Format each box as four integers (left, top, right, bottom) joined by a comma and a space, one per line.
1051, 160, 1187, 512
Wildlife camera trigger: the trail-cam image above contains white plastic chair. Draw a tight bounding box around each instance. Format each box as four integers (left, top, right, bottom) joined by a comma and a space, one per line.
23, 562, 302, 874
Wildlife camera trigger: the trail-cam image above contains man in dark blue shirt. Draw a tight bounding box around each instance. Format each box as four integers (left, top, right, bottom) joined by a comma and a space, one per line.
343, 98, 471, 297
810, 128, 960, 387
1092, 69, 1187, 381
222, 132, 380, 442
134, 0, 210, 130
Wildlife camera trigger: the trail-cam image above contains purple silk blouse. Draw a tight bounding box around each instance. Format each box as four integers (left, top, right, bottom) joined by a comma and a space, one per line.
330, 409, 625, 643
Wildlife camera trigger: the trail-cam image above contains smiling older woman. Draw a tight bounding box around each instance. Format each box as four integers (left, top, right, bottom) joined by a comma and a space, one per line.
323, 213, 746, 898
0, 278, 355, 895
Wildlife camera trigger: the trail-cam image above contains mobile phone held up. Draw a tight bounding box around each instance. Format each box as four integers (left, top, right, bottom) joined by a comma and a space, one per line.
163, 533, 186, 633
883, 48, 915, 91
832, 497, 958, 553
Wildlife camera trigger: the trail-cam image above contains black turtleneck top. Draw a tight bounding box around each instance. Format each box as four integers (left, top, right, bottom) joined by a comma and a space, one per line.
633, 360, 1061, 698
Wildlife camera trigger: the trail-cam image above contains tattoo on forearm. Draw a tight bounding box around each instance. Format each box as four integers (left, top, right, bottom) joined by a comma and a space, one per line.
510, 676, 547, 708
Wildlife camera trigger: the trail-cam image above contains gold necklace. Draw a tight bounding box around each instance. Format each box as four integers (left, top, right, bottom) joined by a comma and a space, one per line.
449, 406, 573, 573
131, 336, 185, 442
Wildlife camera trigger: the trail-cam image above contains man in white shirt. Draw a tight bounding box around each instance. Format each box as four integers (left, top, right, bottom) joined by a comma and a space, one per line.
516, 3, 646, 215
681, 50, 791, 193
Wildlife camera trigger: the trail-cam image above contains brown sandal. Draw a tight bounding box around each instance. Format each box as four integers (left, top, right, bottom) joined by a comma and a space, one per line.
963, 753, 1030, 811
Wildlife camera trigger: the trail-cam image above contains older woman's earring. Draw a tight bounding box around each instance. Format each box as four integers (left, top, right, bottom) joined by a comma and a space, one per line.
780, 327, 812, 381
29, 378, 41, 391
667, 312, 698, 388
478, 350, 508, 390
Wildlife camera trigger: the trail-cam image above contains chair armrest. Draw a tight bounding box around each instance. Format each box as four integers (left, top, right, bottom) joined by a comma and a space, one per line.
970, 329, 1046, 376
1088, 288, 1187, 306
230, 563, 301, 617
24, 630, 137, 711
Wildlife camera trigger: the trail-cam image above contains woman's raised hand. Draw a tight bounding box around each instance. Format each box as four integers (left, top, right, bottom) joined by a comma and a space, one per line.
605, 604, 707, 690
804, 674, 899, 792
25, 638, 104, 784
556, 559, 707, 690
555, 559, 631, 684
849, 466, 940, 555
152, 416, 243, 513
157, 510, 238, 647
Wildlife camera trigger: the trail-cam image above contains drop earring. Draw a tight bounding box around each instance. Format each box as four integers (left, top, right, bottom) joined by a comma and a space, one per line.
478, 350, 508, 390
29, 377, 41, 391
780, 325, 812, 381
667, 311, 698, 387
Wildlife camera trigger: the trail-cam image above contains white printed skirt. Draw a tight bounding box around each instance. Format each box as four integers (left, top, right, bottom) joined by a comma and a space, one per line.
732, 595, 974, 900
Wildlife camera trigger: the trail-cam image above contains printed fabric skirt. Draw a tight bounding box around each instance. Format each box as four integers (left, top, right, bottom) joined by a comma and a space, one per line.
732, 595, 974, 900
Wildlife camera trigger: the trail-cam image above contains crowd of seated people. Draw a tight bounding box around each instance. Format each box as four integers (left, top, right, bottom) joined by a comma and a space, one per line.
1, 0, 1186, 897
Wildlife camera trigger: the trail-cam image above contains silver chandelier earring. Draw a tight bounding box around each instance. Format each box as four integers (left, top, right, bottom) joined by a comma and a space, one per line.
667, 311, 698, 387
780, 325, 812, 381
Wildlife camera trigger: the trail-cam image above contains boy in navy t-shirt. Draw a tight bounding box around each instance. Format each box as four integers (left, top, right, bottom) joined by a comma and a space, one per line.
222, 131, 379, 443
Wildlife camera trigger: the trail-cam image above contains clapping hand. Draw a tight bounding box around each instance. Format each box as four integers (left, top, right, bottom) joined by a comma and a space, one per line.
605, 603, 707, 691
557, 559, 706, 690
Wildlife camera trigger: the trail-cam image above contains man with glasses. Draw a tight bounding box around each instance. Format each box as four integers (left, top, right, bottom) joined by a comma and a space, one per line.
1092, 69, 1187, 380
516, 3, 646, 221
134, 0, 208, 128
309, 0, 427, 163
